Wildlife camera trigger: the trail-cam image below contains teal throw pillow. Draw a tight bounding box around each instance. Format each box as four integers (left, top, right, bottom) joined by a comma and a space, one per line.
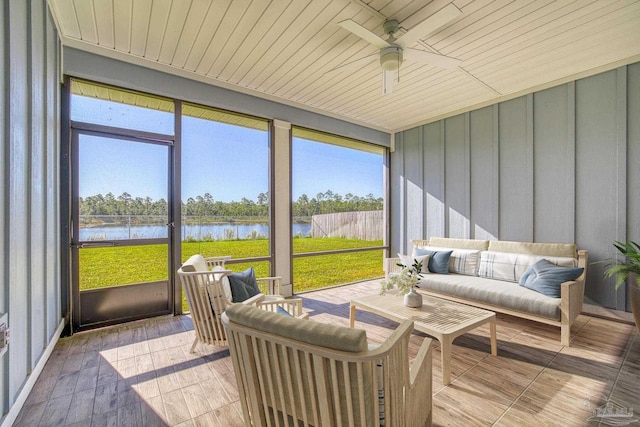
276, 306, 292, 317
415, 248, 453, 274
519, 259, 584, 298
228, 267, 261, 302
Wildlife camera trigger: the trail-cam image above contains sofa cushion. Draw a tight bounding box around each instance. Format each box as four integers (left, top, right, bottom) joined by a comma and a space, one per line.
519, 259, 584, 298
417, 274, 561, 320
415, 246, 480, 276
414, 248, 452, 274
398, 253, 430, 274
428, 237, 489, 251
181, 254, 208, 272
478, 251, 576, 283
488, 240, 577, 258
225, 303, 368, 352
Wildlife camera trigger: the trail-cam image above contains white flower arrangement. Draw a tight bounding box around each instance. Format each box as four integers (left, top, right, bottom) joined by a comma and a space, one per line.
380, 259, 424, 296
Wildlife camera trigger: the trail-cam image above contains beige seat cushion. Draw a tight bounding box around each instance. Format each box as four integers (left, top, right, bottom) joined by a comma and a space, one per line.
488, 240, 577, 258
225, 303, 367, 352
428, 237, 489, 251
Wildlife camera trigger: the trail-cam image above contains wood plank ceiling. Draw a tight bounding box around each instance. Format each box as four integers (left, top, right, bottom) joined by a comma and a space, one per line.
48, 0, 640, 133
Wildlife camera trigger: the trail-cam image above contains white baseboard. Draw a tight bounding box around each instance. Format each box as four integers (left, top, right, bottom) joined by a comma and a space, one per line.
1, 319, 66, 427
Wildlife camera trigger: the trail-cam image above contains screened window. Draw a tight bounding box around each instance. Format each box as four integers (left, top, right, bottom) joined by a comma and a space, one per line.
292, 127, 385, 291
70, 80, 174, 134
181, 104, 271, 275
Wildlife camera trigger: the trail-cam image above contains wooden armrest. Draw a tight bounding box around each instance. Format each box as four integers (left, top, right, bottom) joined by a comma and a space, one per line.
242, 294, 265, 306
256, 276, 282, 295
561, 279, 585, 323
258, 298, 308, 319
384, 258, 403, 277
407, 338, 433, 425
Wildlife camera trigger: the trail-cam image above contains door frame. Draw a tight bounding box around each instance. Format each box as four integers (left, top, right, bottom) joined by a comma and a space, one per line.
69, 122, 177, 332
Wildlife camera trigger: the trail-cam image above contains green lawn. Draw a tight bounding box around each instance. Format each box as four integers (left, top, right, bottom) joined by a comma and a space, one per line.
79, 238, 385, 311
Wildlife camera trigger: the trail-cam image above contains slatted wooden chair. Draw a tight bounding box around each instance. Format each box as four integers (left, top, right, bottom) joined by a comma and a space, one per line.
178, 254, 307, 353
222, 303, 433, 427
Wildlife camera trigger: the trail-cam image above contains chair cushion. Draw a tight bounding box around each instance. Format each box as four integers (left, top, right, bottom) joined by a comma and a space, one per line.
228, 267, 261, 302
225, 303, 368, 352
181, 254, 208, 272
519, 259, 584, 298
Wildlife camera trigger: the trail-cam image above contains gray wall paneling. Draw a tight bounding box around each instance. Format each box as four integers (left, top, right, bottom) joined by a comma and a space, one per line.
391, 62, 639, 311
469, 106, 498, 241
1, 0, 62, 421
575, 70, 621, 309
423, 122, 445, 242
498, 96, 534, 242
628, 63, 640, 311
8, 0, 30, 398
444, 115, 470, 239
404, 127, 424, 251
390, 133, 404, 256
533, 85, 575, 244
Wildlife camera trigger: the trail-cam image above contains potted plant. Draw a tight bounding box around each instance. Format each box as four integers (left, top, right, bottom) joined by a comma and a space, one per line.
380, 258, 424, 308
603, 241, 640, 331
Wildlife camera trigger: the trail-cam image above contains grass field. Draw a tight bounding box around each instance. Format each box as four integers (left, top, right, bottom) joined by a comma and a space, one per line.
79, 238, 385, 311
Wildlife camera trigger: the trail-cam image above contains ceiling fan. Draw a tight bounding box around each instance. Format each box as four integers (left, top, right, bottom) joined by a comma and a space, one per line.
332, 3, 462, 95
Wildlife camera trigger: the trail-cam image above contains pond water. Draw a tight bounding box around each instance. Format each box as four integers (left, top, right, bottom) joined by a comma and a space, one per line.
79, 222, 312, 241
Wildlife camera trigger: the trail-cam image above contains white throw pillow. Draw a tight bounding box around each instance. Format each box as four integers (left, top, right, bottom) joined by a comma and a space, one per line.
211, 265, 233, 302
413, 245, 481, 276
478, 251, 576, 283
397, 253, 430, 274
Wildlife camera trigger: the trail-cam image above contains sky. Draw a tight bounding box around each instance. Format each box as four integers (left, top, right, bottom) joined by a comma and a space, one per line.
73, 95, 383, 203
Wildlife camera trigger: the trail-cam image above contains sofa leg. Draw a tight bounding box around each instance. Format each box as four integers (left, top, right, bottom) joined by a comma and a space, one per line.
561, 325, 571, 346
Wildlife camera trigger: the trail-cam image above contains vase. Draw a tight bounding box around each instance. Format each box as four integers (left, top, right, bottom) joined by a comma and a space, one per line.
404, 287, 423, 308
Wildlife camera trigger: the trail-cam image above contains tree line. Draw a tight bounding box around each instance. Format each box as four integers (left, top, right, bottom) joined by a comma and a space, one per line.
80, 190, 383, 218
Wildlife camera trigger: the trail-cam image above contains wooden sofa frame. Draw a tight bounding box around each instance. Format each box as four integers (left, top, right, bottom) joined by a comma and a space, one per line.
386, 240, 588, 346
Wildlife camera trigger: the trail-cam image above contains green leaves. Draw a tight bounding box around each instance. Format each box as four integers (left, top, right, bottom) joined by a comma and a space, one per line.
604, 241, 640, 290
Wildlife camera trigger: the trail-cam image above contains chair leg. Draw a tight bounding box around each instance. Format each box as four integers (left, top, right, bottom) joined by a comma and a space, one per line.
190, 336, 199, 353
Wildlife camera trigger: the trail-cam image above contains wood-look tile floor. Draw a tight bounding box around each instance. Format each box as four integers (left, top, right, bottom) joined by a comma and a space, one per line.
15, 280, 640, 426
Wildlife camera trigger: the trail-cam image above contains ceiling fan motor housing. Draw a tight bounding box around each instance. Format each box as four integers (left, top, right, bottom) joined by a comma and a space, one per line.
380, 46, 403, 71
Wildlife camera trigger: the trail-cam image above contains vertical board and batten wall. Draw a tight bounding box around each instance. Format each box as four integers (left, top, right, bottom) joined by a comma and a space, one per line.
392, 63, 640, 311
1, 1, 62, 424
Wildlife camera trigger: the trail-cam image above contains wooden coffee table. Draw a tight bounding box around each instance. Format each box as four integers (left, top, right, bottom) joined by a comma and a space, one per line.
350, 291, 497, 385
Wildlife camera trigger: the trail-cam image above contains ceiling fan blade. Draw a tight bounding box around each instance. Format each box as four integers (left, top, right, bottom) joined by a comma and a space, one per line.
325, 54, 378, 75
396, 3, 461, 48
338, 19, 390, 49
404, 48, 461, 69
382, 70, 394, 95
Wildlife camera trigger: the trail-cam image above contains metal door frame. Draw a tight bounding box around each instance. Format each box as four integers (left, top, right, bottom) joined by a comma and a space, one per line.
70, 122, 176, 332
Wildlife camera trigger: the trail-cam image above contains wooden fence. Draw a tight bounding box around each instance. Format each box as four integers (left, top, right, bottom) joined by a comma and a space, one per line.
311, 210, 383, 240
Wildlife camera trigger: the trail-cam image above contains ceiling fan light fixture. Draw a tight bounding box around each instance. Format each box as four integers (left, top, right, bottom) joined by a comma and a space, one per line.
380, 46, 403, 71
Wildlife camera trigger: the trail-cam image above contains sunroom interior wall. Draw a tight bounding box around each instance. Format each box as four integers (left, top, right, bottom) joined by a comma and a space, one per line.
392, 62, 640, 312
1, 1, 62, 424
